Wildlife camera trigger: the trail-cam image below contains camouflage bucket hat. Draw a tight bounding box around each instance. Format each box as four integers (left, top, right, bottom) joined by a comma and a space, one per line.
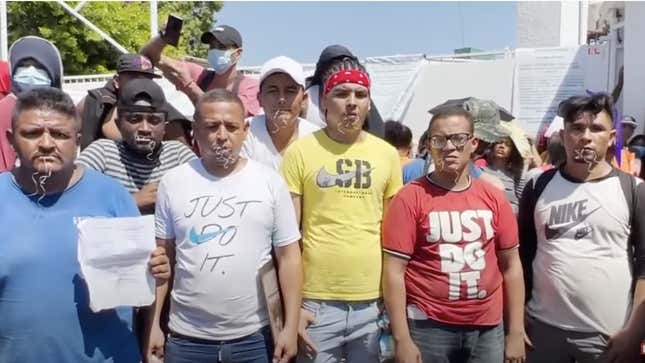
429, 97, 512, 144
463, 98, 510, 143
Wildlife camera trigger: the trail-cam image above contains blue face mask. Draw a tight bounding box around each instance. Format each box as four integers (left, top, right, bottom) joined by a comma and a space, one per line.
207, 48, 235, 75
631, 145, 645, 159
13, 66, 51, 89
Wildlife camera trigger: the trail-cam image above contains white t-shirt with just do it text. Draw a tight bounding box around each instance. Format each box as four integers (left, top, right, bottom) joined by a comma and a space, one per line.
155, 158, 301, 340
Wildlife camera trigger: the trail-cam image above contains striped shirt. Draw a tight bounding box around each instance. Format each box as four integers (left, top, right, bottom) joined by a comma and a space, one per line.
77, 139, 196, 193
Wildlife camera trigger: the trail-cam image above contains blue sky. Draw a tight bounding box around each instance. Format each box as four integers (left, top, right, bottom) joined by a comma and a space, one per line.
215, 1, 517, 66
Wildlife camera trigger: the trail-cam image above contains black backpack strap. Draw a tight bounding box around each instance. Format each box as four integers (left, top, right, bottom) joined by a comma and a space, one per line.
197, 69, 216, 91
519, 167, 558, 302
616, 169, 636, 228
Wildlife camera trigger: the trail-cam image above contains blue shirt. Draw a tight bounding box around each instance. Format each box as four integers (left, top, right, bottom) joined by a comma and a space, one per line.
0, 169, 141, 363
402, 158, 483, 184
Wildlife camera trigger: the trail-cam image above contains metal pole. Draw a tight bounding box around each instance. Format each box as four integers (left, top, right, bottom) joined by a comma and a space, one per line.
74, 0, 90, 12
55, 0, 128, 54
150, 0, 158, 39
0, 0, 8, 61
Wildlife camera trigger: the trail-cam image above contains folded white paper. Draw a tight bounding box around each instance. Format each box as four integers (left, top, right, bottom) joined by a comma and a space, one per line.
76, 215, 156, 312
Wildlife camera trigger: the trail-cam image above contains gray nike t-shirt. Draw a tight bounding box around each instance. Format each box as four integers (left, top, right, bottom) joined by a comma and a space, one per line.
523, 169, 645, 335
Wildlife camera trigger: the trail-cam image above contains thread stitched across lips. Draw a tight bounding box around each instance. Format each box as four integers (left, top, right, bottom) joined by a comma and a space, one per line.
323, 70, 371, 95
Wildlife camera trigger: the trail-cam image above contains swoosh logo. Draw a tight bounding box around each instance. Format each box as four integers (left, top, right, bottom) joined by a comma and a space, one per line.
544, 207, 600, 240
315, 167, 375, 188
316, 167, 356, 188
189, 227, 227, 245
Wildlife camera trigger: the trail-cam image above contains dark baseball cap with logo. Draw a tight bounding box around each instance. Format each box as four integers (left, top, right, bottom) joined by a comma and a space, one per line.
117, 54, 161, 78
117, 78, 167, 114
200, 25, 243, 48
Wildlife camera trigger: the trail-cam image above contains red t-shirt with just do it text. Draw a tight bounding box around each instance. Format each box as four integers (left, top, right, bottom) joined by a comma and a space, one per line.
383, 175, 518, 326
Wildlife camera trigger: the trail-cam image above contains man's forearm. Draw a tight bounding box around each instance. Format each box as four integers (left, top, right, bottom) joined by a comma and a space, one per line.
146, 281, 169, 331
140, 36, 167, 66
625, 279, 645, 338
501, 252, 525, 334
383, 256, 413, 343
277, 244, 303, 332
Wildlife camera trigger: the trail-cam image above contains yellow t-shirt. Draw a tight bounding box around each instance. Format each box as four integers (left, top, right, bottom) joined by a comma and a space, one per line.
281, 130, 403, 301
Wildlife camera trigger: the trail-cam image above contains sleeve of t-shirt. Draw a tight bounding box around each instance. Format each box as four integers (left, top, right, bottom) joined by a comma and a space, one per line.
493, 188, 519, 250
382, 187, 418, 259
238, 78, 261, 116
184, 61, 206, 85
110, 181, 140, 218
280, 144, 304, 196
77, 141, 107, 172
632, 181, 645, 278
155, 176, 175, 240
271, 174, 302, 248
469, 163, 483, 178
176, 142, 197, 164
384, 147, 404, 199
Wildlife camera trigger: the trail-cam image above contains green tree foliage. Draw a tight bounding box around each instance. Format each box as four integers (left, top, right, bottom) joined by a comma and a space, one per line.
7, 1, 222, 75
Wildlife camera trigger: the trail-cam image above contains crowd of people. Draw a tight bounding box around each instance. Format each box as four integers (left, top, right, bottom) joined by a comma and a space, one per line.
0, 21, 644, 363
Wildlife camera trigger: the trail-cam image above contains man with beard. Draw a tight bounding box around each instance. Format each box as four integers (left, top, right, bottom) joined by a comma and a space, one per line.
241, 56, 319, 170
281, 57, 402, 363
519, 94, 645, 362
77, 78, 195, 214
0, 87, 170, 362
143, 89, 303, 363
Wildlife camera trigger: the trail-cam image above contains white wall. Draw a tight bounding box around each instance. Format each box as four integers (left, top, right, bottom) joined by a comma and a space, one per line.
518, 2, 584, 48
518, 2, 562, 47
622, 2, 645, 131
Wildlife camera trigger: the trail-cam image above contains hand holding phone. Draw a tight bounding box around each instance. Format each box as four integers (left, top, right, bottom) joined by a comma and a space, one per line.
161, 14, 183, 47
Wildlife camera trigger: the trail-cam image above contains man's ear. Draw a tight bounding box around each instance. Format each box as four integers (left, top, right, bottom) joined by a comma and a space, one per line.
113, 74, 120, 90
608, 128, 617, 148
300, 89, 309, 112
232, 48, 243, 63
6, 128, 15, 152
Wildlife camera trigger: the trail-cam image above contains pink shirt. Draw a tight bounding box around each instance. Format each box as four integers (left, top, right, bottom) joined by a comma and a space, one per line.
0, 94, 16, 173
184, 62, 260, 117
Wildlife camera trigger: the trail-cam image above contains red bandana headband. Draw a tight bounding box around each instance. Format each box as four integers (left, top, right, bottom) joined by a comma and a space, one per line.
323, 69, 371, 95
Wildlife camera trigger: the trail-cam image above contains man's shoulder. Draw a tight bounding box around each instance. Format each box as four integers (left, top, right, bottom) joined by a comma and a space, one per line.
84, 138, 119, 153
297, 117, 322, 135
81, 167, 127, 192
240, 74, 260, 88
470, 177, 510, 203
159, 158, 199, 183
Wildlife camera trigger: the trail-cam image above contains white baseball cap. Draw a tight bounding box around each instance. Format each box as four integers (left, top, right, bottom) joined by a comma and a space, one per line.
259, 56, 305, 88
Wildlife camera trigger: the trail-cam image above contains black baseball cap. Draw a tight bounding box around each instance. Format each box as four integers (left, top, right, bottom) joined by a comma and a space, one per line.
308, 44, 357, 87
117, 78, 167, 114
200, 25, 243, 48
117, 54, 160, 78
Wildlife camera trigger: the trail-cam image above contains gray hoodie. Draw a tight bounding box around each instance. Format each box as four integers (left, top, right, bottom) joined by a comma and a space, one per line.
9, 36, 63, 94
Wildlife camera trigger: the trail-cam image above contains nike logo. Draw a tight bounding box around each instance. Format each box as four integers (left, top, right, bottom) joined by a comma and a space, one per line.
189, 227, 228, 245
316, 167, 360, 188
544, 206, 600, 240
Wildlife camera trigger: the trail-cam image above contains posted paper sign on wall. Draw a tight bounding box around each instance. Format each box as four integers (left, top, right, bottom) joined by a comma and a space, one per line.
513, 44, 610, 139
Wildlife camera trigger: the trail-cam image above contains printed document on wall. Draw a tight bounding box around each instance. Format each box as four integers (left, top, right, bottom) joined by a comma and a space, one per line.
513, 44, 609, 139
76, 215, 156, 312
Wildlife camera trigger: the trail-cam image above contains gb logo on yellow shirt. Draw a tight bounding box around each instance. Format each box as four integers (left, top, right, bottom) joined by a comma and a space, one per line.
316, 159, 374, 189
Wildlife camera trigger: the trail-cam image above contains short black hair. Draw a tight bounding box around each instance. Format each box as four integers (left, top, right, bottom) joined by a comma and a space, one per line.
194, 89, 245, 121
428, 106, 474, 134
558, 94, 614, 125
11, 87, 79, 130
384, 121, 412, 149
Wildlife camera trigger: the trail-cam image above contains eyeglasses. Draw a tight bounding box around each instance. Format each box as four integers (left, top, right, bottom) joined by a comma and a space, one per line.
429, 133, 472, 149
123, 112, 166, 126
